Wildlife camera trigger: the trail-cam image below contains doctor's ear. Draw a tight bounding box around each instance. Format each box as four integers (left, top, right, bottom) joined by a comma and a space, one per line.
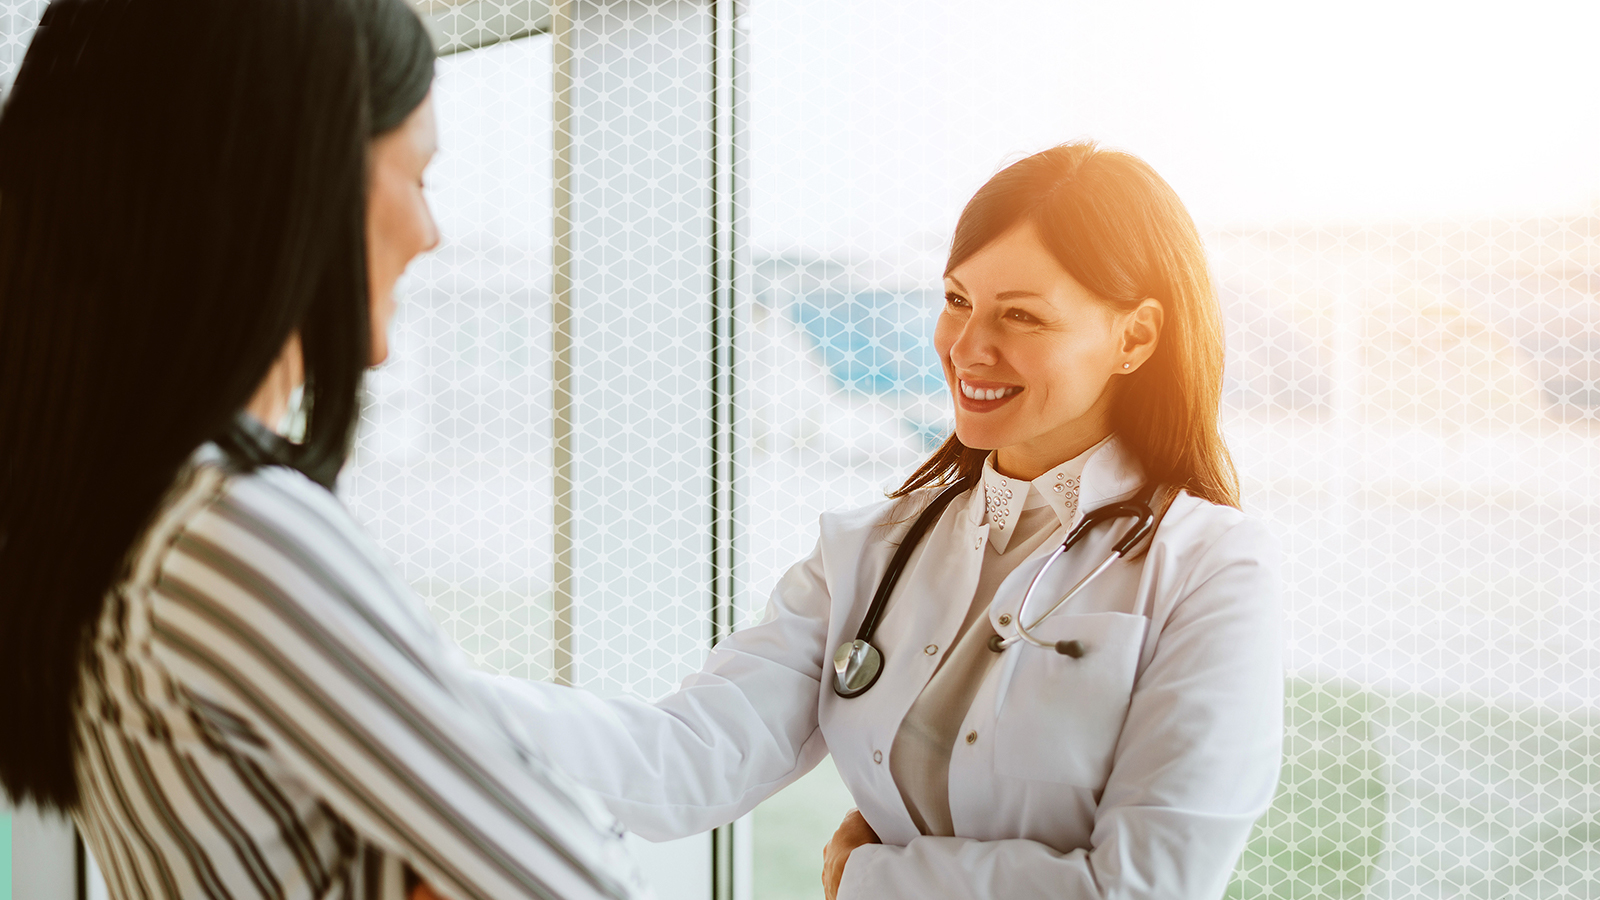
1116, 298, 1163, 374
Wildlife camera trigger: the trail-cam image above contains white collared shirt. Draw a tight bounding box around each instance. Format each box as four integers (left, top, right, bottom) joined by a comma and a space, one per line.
891, 440, 1112, 834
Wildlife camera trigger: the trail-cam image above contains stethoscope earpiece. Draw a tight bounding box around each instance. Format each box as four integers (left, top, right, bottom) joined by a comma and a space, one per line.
1056, 639, 1086, 658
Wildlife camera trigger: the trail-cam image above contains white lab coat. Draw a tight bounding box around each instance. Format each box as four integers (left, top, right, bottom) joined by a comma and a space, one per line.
493, 439, 1283, 899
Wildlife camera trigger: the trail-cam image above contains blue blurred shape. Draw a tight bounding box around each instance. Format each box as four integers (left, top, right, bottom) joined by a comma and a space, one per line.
789, 290, 945, 396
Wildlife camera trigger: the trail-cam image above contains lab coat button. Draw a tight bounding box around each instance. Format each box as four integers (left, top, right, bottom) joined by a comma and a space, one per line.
965, 731, 978, 745
998, 614, 1012, 626
923, 644, 938, 656
873, 750, 883, 764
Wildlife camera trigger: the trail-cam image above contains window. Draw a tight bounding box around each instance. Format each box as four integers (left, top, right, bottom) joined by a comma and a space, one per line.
6, 1, 1598, 898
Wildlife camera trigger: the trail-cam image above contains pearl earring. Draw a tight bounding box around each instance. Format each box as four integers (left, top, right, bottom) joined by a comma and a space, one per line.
1122, 362, 1131, 370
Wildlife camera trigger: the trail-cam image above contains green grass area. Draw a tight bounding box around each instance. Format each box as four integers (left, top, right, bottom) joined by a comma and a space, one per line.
753, 756, 858, 900
1227, 680, 1385, 899
753, 679, 1600, 898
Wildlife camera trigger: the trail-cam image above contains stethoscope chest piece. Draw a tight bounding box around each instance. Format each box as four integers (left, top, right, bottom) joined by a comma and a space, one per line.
833, 639, 883, 697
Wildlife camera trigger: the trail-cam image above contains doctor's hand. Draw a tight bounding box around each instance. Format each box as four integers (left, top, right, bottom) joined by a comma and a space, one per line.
822, 808, 879, 900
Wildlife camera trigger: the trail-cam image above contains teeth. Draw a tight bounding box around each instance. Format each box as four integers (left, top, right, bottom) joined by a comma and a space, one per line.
960, 381, 1019, 401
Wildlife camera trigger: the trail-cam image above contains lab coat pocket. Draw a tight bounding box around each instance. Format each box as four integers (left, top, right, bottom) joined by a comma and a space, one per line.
992, 611, 1148, 790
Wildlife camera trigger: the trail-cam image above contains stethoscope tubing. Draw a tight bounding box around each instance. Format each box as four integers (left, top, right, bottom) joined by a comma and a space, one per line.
832, 480, 970, 698
852, 481, 970, 647
1000, 495, 1157, 652
833, 480, 1161, 697
1005, 550, 1123, 651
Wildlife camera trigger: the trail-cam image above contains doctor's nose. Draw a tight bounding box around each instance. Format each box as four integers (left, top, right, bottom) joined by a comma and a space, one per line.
947, 317, 1002, 370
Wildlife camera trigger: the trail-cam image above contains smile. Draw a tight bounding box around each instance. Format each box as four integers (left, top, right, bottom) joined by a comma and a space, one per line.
959, 380, 1022, 402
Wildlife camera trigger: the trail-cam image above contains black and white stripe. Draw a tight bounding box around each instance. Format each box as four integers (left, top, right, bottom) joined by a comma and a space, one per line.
73, 450, 648, 900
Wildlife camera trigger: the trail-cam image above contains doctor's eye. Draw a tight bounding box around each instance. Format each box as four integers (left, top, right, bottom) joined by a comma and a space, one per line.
944, 293, 970, 309
1007, 308, 1040, 324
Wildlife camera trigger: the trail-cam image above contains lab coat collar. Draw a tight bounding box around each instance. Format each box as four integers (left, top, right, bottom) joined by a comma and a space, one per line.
1075, 435, 1146, 511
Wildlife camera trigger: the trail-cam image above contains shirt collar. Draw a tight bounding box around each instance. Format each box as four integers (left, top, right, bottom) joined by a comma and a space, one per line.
979, 435, 1118, 552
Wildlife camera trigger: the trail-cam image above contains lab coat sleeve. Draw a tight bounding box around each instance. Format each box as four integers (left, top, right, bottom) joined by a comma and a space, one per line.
487, 540, 834, 841
838, 516, 1284, 900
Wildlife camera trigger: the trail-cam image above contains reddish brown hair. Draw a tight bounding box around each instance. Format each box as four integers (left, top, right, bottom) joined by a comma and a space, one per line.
894, 141, 1240, 508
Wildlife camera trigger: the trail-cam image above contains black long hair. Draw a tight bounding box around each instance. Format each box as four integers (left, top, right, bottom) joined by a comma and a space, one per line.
0, 0, 434, 811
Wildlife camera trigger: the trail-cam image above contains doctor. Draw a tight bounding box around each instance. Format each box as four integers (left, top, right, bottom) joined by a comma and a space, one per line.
495, 141, 1283, 900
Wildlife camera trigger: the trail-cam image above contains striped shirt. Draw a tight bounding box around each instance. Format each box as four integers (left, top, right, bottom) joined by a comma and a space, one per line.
72, 444, 650, 900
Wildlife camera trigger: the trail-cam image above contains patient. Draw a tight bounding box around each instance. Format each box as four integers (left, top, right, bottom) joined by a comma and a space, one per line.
0, 1, 645, 897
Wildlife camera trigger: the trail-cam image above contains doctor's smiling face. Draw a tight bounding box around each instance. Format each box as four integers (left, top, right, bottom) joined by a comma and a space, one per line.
897, 143, 1236, 508
936, 221, 1162, 481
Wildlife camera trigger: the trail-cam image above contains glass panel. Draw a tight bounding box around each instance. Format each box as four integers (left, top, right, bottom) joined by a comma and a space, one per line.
347, 8, 722, 896
344, 34, 560, 680
742, 2, 1600, 898
0, 0, 44, 94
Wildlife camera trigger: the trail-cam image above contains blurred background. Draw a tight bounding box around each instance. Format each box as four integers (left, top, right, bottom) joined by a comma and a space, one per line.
5, 0, 1600, 897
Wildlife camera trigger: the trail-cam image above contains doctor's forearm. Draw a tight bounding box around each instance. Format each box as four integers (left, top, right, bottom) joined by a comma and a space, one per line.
839, 838, 1109, 900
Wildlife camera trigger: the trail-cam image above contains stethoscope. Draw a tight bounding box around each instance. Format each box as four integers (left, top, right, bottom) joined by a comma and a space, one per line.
832, 480, 1160, 698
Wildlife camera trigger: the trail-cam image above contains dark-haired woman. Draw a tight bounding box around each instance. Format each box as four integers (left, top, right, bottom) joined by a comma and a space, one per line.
0, 1, 644, 898
495, 143, 1283, 899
